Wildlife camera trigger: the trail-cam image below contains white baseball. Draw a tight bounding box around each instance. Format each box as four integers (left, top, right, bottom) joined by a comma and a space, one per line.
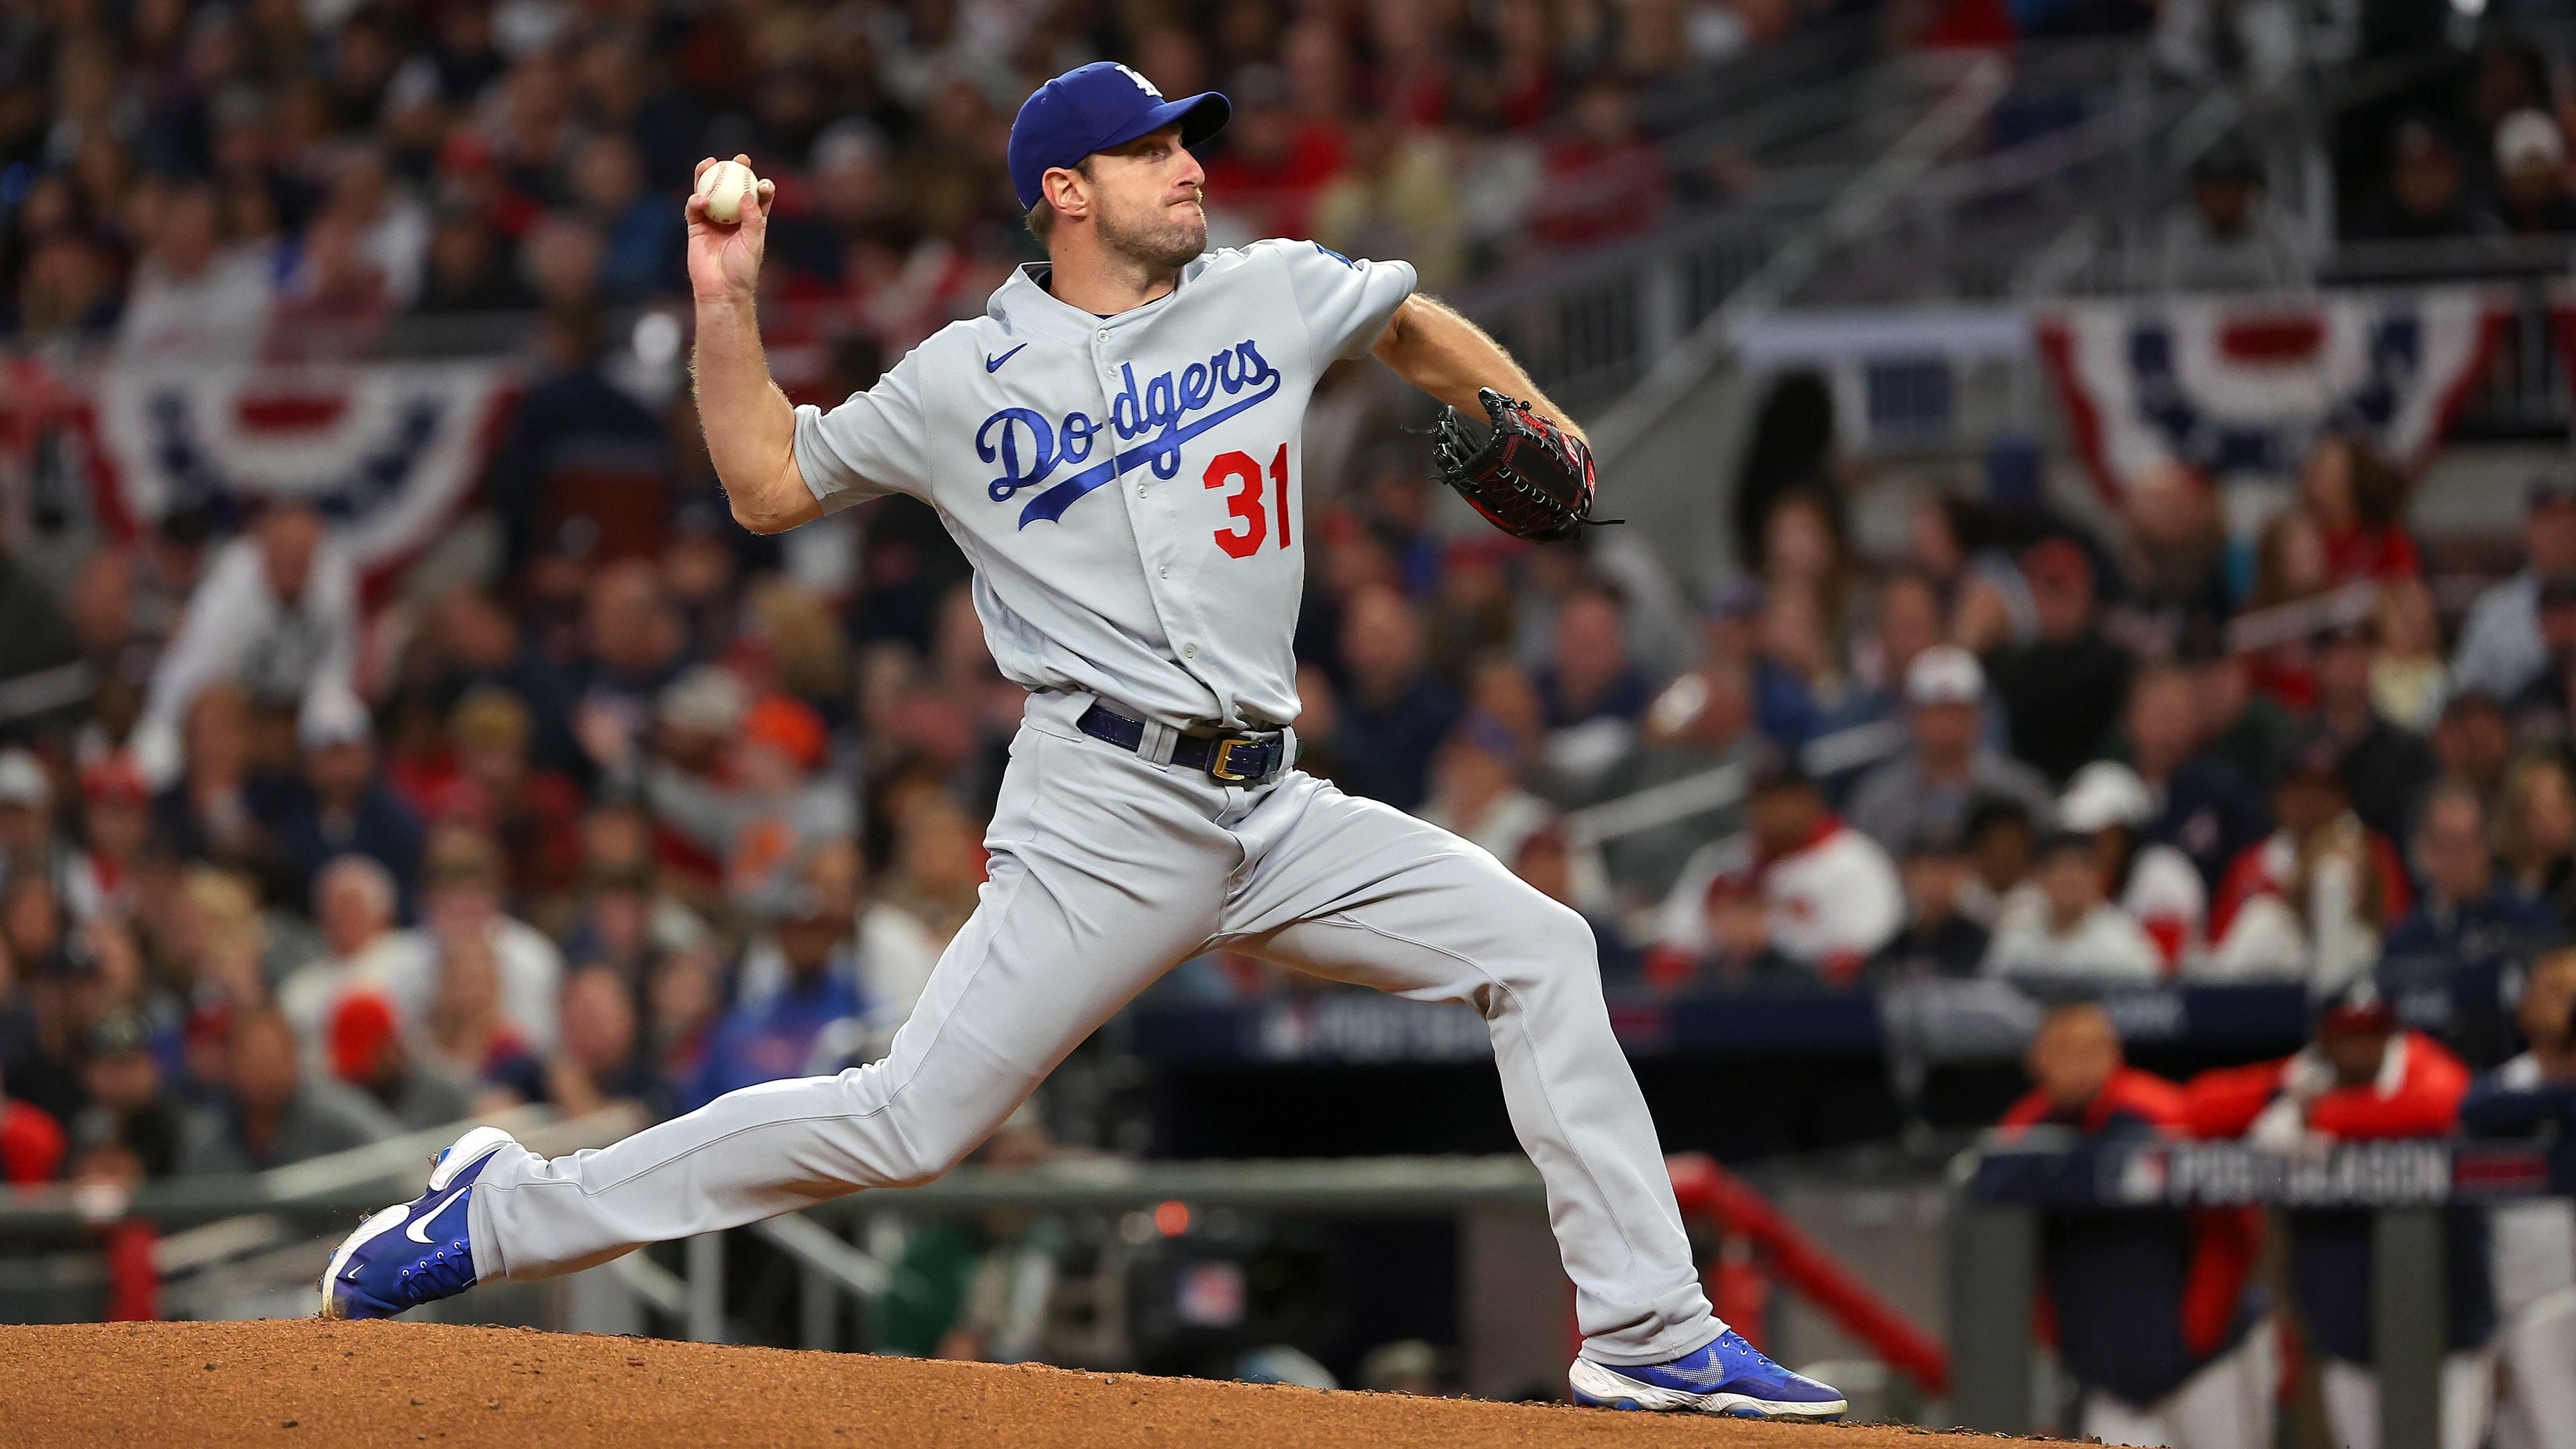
696, 160, 759, 225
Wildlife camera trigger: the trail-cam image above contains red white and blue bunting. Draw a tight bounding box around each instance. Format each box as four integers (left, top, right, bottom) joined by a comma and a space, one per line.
80, 361, 513, 588
2035, 290, 2508, 498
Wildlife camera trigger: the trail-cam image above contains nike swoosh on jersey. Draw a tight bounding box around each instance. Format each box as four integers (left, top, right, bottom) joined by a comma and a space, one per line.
1018, 371, 1283, 527
985, 344, 1028, 372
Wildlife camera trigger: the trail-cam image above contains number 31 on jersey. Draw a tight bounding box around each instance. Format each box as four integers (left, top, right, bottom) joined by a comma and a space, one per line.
1203, 445, 1291, 559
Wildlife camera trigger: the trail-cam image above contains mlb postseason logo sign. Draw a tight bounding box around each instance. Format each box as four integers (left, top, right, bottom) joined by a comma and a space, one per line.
2104, 1140, 2457, 1208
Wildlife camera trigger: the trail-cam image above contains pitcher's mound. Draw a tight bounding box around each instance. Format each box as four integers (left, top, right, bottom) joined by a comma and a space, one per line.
0, 1320, 2043, 1446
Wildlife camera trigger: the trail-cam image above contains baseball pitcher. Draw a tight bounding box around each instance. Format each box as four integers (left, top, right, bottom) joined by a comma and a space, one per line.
319, 60, 1843, 1420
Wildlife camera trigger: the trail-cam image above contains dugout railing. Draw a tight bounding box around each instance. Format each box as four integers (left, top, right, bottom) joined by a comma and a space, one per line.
1947, 1131, 2575, 1446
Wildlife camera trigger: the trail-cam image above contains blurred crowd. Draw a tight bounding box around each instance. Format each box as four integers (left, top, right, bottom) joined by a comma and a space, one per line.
4, 331, 2575, 1197
0, 0, 1815, 350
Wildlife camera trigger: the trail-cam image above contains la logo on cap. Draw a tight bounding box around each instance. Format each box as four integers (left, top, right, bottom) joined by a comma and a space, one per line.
1112, 63, 1164, 99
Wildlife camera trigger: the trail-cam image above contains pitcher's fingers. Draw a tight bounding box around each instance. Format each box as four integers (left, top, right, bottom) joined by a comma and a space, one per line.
693, 156, 717, 182
753, 178, 776, 218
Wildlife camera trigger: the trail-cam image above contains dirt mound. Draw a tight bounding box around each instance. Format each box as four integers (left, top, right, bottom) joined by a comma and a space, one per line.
0, 1320, 2041, 1447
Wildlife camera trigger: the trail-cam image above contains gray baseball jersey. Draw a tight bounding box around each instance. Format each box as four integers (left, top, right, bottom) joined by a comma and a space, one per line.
458, 241, 1725, 1371
791, 241, 1415, 729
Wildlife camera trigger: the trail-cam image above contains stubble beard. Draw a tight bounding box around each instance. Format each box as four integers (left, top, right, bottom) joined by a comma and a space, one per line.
1097, 192, 1208, 274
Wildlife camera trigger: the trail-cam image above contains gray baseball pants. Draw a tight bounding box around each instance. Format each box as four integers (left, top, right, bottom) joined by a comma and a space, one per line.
466, 690, 1722, 1364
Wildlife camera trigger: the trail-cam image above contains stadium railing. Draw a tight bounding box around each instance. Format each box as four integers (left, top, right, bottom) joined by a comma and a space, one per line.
0, 1126, 1951, 1408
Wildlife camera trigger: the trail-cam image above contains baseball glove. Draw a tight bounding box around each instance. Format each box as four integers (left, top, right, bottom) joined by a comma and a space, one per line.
1430, 388, 1606, 543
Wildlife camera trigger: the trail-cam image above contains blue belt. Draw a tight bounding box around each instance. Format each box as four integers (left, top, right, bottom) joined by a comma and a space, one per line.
1076, 702, 1287, 784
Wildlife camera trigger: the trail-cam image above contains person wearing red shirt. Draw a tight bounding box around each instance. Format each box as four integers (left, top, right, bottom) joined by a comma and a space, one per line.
1534, 80, 1668, 249
0, 1062, 66, 1185
2184, 990, 2493, 1449
2300, 433, 2422, 585
2001, 1004, 2271, 1449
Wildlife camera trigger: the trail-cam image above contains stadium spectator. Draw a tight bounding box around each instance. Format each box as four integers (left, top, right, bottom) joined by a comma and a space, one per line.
1536, 584, 1653, 784
2381, 782, 2557, 1065
1330, 584, 1460, 812
2059, 761, 2208, 969
2310, 622, 2435, 841
1309, 111, 1464, 289
2489, 110, 2576, 235
277, 855, 411, 1047
270, 688, 423, 905
1962, 794, 2042, 927
681, 861, 864, 1113
1845, 645, 2055, 855
0, 1057, 64, 1185
2185, 990, 2493, 1449
421, 928, 546, 1108
1984, 830, 2164, 983
2461, 943, 2576, 1449
2106, 463, 2231, 661
1656, 762, 1902, 985
0, 749, 65, 896
547, 964, 655, 1116
2000, 1004, 2271, 1449
135, 504, 357, 789
2300, 434, 2420, 586
2356, 119, 2494, 243
66, 1013, 184, 1181
378, 829, 564, 1053
485, 305, 676, 577
2498, 753, 2576, 926
2369, 580, 2451, 733
2121, 662, 2269, 892
2155, 135, 2314, 292
62, 757, 152, 924
115, 178, 273, 358
1986, 539, 2132, 784
2434, 689, 2520, 812
325, 991, 470, 1131
1424, 713, 1603, 913
2510, 579, 2576, 739
174, 1006, 398, 1174
648, 694, 852, 919
1592, 655, 1761, 904
1750, 580, 1875, 751
2203, 739, 2408, 985
2192, 643, 2304, 800
1870, 826, 1992, 980
2453, 477, 2576, 702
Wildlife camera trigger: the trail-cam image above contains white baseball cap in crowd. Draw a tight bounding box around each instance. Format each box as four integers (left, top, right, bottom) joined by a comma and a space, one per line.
2059, 760, 2155, 833
1905, 644, 1985, 706
0, 748, 49, 808
297, 686, 374, 751
2497, 109, 2567, 174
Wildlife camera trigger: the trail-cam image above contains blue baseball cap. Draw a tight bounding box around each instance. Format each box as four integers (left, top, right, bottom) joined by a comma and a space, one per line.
1008, 62, 1230, 211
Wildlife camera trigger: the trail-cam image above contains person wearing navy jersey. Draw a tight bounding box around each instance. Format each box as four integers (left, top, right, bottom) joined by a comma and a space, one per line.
2000, 1003, 2271, 1449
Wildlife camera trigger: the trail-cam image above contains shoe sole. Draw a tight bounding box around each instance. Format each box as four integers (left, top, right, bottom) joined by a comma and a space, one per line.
317, 1126, 520, 1320
1568, 1357, 1847, 1419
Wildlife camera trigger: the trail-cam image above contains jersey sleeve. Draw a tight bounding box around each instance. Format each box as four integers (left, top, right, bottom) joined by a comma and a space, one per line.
1278, 239, 1418, 365
791, 346, 934, 511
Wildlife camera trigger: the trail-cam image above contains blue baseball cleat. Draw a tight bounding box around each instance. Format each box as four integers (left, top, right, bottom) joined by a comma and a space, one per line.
1569, 1330, 1848, 1419
317, 1125, 517, 1320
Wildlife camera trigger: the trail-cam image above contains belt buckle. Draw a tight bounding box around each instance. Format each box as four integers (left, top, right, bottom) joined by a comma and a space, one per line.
1207, 734, 1260, 784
